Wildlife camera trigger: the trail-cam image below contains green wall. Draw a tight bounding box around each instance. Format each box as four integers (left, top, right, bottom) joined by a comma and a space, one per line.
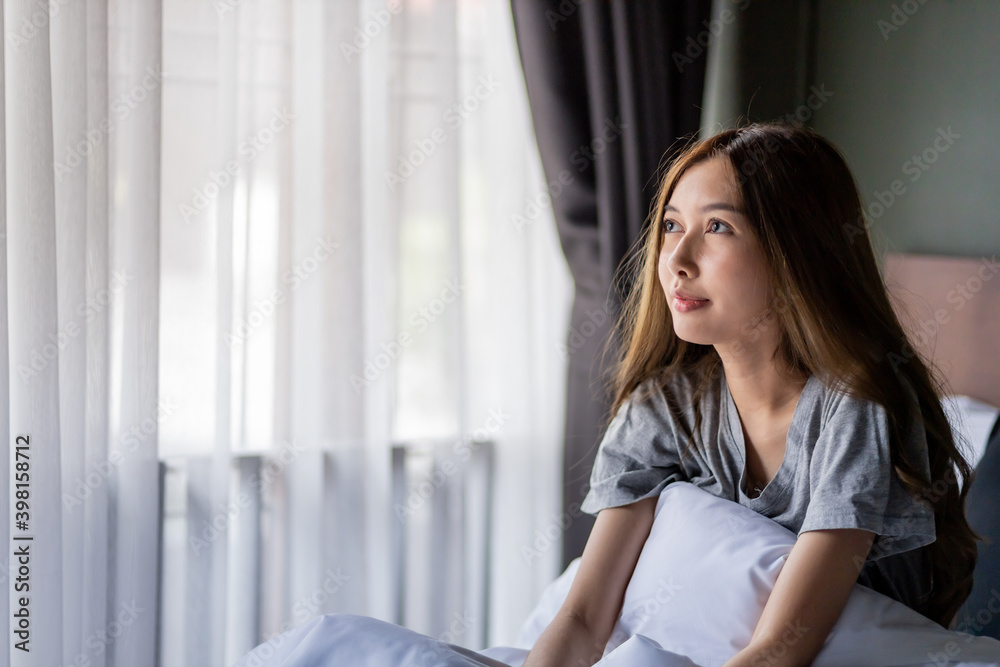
700, 0, 1000, 258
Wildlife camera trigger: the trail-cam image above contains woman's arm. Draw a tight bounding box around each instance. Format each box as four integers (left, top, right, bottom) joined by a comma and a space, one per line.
722, 527, 876, 667
523, 495, 658, 667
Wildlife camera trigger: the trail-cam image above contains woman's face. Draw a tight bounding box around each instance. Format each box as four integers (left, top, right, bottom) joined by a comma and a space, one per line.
657, 156, 774, 353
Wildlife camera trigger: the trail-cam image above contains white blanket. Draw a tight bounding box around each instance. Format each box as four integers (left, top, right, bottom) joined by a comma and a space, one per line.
234, 482, 1000, 666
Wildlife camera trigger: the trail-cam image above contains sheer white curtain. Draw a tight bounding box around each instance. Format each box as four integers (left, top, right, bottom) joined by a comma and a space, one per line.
4, 0, 161, 666
4, 0, 570, 665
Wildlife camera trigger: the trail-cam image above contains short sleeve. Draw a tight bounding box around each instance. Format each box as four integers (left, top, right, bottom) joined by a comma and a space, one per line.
799, 390, 936, 561
579, 380, 688, 516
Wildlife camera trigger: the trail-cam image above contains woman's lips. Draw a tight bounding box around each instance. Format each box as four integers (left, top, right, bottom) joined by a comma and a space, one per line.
672, 295, 709, 313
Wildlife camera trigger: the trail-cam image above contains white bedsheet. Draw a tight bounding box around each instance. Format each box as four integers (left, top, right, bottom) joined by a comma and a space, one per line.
231, 614, 1000, 667
233, 482, 1000, 666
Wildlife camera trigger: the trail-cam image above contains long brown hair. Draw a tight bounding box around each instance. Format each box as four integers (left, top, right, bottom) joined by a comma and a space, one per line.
604, 122, 978, 628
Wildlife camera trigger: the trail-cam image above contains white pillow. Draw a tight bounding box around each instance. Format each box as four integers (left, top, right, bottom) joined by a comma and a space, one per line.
516, 482, 1000, 666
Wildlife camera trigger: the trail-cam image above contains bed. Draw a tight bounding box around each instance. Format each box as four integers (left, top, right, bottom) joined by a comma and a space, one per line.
233, 252, 1000, 666
884, 252, 1000, 642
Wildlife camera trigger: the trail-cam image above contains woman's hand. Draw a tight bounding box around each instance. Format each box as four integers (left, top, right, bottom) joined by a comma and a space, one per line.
523, 496, 658, 667
521, 610, 607, 667
721, 527, 876, 667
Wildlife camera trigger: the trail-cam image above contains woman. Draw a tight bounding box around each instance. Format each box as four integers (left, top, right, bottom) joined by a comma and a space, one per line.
523, 123, 979, 667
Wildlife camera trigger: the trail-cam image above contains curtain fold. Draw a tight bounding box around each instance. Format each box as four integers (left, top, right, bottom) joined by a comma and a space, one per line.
355, 0, 396, 627
106, 0, 162, 663
5, 0, 64, 665
207, 6, 237, 666
3, 0, 161, 664
0, 3, 7, 663
81, 0, 111, 665
509, 0, 713, 567
4, 1, 572, 663
50, 1, 89, 663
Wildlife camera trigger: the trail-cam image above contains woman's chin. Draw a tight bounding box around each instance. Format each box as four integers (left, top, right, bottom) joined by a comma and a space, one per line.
671, 325, 715, 346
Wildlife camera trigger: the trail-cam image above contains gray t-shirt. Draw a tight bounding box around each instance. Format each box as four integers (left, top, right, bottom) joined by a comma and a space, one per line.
580, 367, 938, 618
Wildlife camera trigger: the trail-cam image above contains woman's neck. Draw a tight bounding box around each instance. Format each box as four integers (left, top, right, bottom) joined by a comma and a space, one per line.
716, 346, 809, 418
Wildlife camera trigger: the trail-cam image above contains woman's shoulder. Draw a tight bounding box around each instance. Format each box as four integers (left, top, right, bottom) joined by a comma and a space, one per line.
808, 371, 920, 425
629, 367, 690, 399
626, 364, 723, 417
603, 368, 713, 452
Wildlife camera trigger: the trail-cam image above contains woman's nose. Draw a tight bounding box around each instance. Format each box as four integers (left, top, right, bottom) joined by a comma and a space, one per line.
666, 234, 699, 279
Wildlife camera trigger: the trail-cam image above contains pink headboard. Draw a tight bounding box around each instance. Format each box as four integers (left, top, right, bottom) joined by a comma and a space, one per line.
883, 252, 1000, 408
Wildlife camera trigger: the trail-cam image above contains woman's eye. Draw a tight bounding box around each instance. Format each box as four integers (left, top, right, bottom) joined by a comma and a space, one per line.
709, 219, 731, 233
663, 220, 677, 233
